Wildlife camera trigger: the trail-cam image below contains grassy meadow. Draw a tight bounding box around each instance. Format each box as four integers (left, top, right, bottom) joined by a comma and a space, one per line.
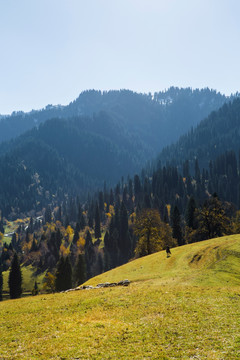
0, 235, 240, 359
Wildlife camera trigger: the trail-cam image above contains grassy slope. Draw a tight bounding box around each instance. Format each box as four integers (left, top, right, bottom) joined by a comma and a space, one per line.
0, 235, 240, 359
86, 234, 240, 287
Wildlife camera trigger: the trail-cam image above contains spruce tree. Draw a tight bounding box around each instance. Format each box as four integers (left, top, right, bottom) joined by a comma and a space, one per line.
119, 201, 130, 263
45, 205, 52, 224
8, 253, 22, 299
84, 231, 95, 279
94, 203, 101, 239
103, 231, 111, 271
185, 196, 197, 229
64, 256, 72, 290
55, 256, 72, 291
0, 265, 3, 301
74, 254, 86, 286
55, 256, 65, 291
171, 205, 184, 246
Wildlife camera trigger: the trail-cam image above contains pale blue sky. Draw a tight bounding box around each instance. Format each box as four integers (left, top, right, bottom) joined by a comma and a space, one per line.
0, 0, 240, 114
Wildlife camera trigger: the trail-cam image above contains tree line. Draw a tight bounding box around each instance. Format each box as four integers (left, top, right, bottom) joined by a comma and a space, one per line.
1, 147, 240, 299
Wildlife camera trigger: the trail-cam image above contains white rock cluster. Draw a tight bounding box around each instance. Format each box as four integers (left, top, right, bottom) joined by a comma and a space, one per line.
61, 279, 130, 293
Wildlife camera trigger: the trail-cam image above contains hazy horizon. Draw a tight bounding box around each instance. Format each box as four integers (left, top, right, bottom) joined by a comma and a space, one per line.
1, 0, 240, 114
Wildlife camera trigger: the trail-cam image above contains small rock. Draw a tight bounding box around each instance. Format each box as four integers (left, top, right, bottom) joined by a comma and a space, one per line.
118, 279, 130, 286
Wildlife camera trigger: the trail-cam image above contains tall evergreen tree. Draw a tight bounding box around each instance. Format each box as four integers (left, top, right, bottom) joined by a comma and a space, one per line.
74, 254, 86, 286
8, 253, 22, 299
185, 196, 197, 229
94, 203, 101, 239
55, 256, 65, 292
64, 256, 73, 290
0, 264, 3, 301
119, 201, 130, 263
84, 231, 95, 279
45, 205, 52, 224
55, 256, 72, 291
171, 205, 184, 246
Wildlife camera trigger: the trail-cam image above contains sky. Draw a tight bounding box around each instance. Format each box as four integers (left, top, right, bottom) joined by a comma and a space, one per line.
0, 0, 240, 114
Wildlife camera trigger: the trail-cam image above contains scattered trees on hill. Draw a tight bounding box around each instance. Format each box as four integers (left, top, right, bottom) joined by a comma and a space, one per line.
2, 146, 240, 297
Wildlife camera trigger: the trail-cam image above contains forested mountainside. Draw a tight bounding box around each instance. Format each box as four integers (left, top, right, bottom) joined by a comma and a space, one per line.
2, 146, 240, 283
0, 92, 239, 219
0, 88, 231, 153
2, 93, 240, 293
0, 113, 148, 217
157, 97, 240, 170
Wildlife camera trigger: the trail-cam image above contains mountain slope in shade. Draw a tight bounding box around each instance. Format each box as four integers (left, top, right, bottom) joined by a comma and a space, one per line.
0, 88, 231, 155
157, 97, 240, 170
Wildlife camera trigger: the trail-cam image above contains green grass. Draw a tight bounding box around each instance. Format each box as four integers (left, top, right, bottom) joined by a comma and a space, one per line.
3, 219, 29, 244
0, 235, 240, 359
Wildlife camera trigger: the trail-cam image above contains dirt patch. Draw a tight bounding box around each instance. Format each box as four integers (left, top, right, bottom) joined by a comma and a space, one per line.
190, 254, 202, 264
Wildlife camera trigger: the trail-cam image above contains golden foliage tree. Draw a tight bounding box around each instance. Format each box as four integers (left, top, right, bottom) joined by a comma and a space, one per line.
42, 272, 56, 293
134, 209, 175, 257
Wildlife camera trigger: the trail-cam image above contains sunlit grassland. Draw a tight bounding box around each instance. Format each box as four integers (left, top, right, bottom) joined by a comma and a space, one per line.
0, 235, 240, 359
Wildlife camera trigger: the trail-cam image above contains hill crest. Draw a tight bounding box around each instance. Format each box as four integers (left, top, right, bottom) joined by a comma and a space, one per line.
84, 234, 240, 288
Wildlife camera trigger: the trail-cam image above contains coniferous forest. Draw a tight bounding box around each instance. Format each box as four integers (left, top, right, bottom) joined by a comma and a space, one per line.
1, 88, 240, 297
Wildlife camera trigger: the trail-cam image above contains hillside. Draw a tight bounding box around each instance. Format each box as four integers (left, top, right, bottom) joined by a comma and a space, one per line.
85, 234, 240, 287
0, 88, 233, 217
0, 235, 239, 359
158, 97, 240, 170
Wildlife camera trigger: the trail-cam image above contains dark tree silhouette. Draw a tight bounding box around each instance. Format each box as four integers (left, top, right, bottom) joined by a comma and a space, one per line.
8, 253, 22, 299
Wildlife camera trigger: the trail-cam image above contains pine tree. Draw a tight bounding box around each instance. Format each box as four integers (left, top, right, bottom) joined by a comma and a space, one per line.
29, 217, 34, 233
84, 231, 95, 279
8, 253, 22, 299
74, 254, 86, 286
72, 228, 79, 244
185, 196, 197, 229
79, 212, 86, 230
119, 201, 130, 264
94, 203, 101, 239
0, 265, 3, 301
103, 231, 111, 271
171, 205, 184, 246
64, 256, 72, 290
56, 205, 62, 223
45, 205, 52, 224
0, 219, 4, 234
55, 256, 64, 291
55, 256, 72, 291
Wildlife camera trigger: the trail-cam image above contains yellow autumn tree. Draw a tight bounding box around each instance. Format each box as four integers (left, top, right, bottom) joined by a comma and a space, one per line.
43, 272, 56, 293
134, 209, 175, 257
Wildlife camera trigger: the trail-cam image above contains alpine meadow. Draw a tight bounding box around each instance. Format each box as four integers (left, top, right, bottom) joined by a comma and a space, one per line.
1, 1, 240, 359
